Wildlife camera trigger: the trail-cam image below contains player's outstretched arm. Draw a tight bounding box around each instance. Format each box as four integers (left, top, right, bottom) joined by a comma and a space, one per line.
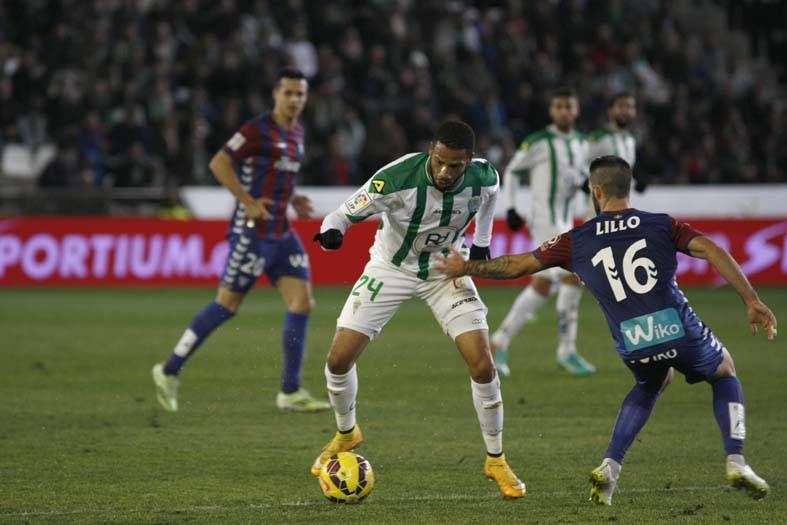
435, 246, 545, 279
687, 236, 778, 340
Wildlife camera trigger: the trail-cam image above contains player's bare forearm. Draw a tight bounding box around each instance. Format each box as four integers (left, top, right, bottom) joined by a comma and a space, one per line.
465, 253, 541, 279
688, 236, 758, 303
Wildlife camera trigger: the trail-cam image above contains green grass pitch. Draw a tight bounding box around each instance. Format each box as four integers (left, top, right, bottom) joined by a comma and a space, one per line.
1, 286, 785, 523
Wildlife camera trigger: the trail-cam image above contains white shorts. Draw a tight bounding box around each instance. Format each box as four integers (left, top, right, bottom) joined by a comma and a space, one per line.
530, 222, 571, 282
337, 259, 488, 340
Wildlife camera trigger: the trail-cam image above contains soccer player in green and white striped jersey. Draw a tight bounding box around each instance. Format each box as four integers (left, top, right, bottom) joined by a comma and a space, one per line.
310, 121, 526, 499
495, 87, 596, 377
585, 92, 641, 219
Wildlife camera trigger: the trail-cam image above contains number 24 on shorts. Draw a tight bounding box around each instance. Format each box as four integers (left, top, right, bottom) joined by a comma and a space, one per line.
351, 275, 384, 301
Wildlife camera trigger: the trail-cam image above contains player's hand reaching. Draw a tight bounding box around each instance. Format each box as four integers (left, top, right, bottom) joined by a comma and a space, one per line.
314, 229, 344, 250
434, 245, 468, 278
506, 208, 525, 231
746, 299, 778, 340
243, 197, 274, 221
291, 194, 314, 218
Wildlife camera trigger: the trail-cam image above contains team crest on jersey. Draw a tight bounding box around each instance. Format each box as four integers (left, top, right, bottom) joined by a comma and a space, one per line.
345, 189, 372, 214
539, 235, 561, 251
413, 226, 457, 252
371, 180, 385, 192
468, 196, 481, 213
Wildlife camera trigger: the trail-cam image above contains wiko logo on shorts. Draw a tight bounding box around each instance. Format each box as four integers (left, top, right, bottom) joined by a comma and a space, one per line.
620, 308, 685, 352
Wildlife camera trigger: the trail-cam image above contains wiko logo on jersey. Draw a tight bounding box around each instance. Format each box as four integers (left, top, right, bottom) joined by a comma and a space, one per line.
413, 227, 457, 252
620, 307, 685, 352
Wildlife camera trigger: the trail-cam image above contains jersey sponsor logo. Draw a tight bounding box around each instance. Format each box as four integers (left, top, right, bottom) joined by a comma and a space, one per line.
595, 215, 641, 235
345, 189, 372, 215
620, 307, 685, 352
274, 158, 301, 172
371, 180, 385, 192
432, 208, 462, 215
413, 227, 457, 252
450, 296, 478, 309
227, 132, 246, 151
468, 196, 481, 214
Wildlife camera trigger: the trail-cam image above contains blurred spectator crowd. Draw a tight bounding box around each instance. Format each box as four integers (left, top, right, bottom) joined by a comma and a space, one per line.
1, 0, 786, 192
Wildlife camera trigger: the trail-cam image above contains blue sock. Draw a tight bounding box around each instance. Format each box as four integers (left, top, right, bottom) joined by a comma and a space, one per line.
281, 311, 309, 394
163, 301, 235, 375
605, 384, 661, 463
711, 376, 745, 455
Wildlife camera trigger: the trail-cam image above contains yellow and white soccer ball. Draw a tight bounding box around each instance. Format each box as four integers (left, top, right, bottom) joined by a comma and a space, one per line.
318, 452, 375, 503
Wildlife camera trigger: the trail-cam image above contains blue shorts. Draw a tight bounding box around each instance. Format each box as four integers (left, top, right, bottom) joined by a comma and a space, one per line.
220, 232, 310, 293
624, 335, 725, 391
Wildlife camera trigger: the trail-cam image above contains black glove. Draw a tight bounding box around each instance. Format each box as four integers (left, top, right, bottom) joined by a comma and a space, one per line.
313, 229, 343, 250
469, 244, 491, 261
581, 178, 590, 195
506, 208, 525, 231
634, 176, 648, 193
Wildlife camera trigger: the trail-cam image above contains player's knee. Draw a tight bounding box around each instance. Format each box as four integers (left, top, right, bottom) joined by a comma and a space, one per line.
216, 289, 243, 312
288, 295, 314, 314
326, 351, 353, 374
532, 277, 552, 296
711, 349, 737, 379
469, 355, 496, 383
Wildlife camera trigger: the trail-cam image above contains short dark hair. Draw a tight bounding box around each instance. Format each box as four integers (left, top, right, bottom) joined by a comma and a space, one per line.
278, 67, 306, 82
550, 86, 577, 101
589, 155, 632, 198
434, 120, 475, 152
610, 91, 635, 105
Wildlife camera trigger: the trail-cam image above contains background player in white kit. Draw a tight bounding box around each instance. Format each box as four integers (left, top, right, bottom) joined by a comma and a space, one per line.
496, 87, 594, 377
310, 121, 526, 499
584, 92, 643, 219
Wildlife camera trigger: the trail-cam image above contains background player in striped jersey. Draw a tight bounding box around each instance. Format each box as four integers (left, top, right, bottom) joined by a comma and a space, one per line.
152, 68, 330, 413
310, 121, 526, 499
584, 92, 643, 219
437, 155, 777, 505
495, 87, 595, 377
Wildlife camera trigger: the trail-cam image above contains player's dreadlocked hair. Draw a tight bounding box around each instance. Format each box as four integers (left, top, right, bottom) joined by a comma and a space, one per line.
589, 155, 632, 198
434, 120, 475, 152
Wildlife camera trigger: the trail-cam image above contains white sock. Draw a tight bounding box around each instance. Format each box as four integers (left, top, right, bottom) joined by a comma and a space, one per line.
726, 454, 746, 467
325, 363, 358, 432
492, 286, 549, 348
471, 376, 503, 455
556, 284, 582, 360
602, 457, 622, 479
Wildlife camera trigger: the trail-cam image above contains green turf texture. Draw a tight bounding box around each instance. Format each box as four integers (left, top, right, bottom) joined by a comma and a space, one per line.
1, 286, 785, 524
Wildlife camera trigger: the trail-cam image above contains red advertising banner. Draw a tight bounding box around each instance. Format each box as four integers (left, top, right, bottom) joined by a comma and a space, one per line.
1, 217, 786, 287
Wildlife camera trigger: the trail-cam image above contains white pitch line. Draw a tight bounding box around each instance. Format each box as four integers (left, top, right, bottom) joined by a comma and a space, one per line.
0, 485, 731, 518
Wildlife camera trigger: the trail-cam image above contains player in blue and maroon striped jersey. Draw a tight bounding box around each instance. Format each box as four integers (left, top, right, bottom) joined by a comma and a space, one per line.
437, 155, 777, 505
152, 68, 330, 413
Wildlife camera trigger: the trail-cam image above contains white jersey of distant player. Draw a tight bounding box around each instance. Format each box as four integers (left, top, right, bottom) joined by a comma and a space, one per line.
321, 152, 499, 280
502, 124, 587, 242
587, 126, 636, 168
585, 126, 637, 219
